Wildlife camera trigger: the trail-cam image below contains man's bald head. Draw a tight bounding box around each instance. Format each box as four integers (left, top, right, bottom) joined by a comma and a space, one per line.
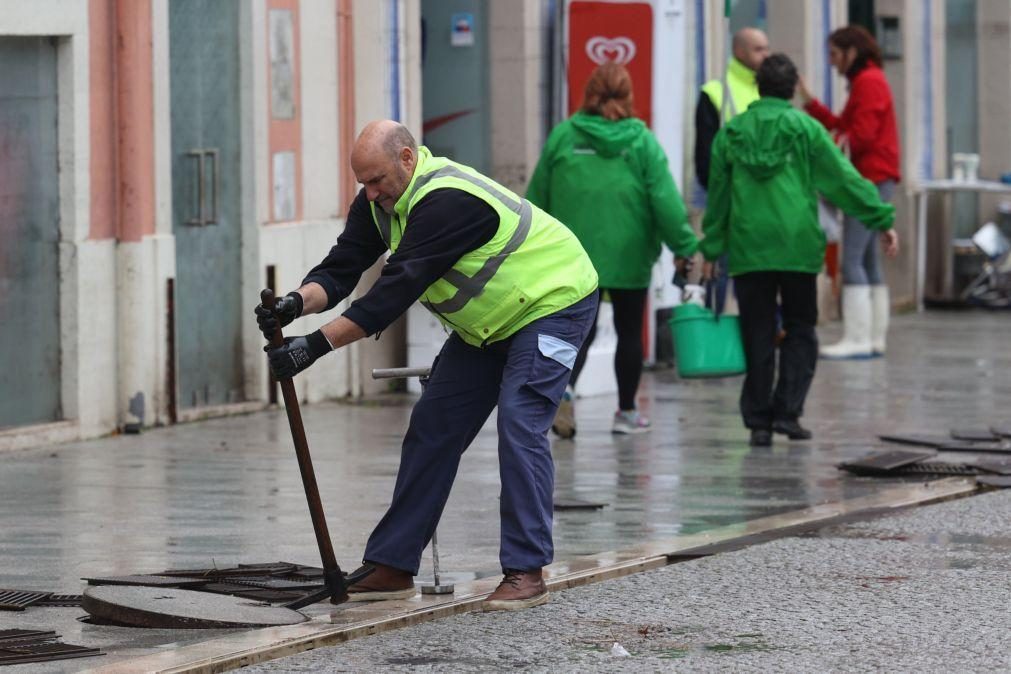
732, 27, 770, 72
351, 120, 419, 214
352, 120, 418, 164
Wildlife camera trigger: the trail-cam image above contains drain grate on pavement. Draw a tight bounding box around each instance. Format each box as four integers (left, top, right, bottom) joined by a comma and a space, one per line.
0, 630, 102, 666
0, 630, 56, 644
0, 591, 85, 612
838, 449, 936, 474
878, 433, 949, 448
938, 441, 1011, 454
885, 462, 982, 476
950, 428, 1000, 442
78, 562, 329, 604
33, 594, 83, 607
83, 574, 209, 588
0, 591, 52, 612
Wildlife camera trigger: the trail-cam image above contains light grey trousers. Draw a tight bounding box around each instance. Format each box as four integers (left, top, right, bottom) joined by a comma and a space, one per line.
841, 180, 896, 285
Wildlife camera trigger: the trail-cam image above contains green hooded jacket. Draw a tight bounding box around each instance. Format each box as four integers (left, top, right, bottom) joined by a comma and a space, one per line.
527, 112, 698, 288
700, 97, 895, 275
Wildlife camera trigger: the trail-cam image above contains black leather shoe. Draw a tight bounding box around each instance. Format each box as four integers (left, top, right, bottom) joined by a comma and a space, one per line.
750, 429, 772, 447
772, 420, 813, 440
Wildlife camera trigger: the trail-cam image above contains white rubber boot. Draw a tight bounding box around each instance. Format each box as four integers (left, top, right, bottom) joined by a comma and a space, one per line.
870, 285, 890, 356
820, 286, 874, 359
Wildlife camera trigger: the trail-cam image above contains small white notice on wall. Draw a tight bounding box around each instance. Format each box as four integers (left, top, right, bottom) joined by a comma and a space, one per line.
450, 13, 474, 47
273, 151, 296, 221
269, 9, 295, 119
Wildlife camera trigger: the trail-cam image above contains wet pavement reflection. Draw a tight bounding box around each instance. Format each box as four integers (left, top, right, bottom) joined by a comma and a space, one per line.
0, 310, 1008, 668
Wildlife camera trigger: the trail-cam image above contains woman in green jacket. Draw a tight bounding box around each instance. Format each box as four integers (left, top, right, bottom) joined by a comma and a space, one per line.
527, 62, 699, 437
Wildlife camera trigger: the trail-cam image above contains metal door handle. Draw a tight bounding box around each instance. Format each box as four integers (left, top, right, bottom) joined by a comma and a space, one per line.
204, 149, 218, 225
186, 149, 205, 225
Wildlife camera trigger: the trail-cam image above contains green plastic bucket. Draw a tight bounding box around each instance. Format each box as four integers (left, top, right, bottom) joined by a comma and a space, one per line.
669, 303, 746, 378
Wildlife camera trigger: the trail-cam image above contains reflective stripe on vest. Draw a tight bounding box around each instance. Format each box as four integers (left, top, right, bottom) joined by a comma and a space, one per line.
372, 164, 533, 316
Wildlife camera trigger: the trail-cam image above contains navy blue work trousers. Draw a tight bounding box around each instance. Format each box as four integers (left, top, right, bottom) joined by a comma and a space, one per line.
363, 292, 598, 574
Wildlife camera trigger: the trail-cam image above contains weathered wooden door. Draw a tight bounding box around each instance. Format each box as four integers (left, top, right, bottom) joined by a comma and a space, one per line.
0, 37, 61, 428
170, 0, 245, 408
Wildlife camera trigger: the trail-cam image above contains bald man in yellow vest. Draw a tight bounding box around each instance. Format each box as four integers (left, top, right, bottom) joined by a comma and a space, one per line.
256, 121, 598, 611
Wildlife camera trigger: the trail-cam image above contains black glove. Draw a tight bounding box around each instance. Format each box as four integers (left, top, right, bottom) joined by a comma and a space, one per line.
254, 291, 303, 341
265, 330, 332, 379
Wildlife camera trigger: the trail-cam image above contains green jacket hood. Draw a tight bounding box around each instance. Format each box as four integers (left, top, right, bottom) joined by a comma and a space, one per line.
568, 112, 647, 158
724, 98, 805, 180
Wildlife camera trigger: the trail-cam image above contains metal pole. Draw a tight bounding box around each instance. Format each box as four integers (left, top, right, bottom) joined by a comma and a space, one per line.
260, 288, 346, 606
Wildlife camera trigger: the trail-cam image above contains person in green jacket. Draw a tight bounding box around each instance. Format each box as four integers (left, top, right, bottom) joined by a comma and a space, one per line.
528, 62, 699, 437
700, 54, 898, 447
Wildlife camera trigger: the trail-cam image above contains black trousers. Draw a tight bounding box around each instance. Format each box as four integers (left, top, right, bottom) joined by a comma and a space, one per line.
570, 288, 647, 411
734, 272, 818, 430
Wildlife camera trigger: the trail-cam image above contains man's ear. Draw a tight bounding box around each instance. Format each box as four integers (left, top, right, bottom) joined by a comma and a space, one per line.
401, 148, 411, 165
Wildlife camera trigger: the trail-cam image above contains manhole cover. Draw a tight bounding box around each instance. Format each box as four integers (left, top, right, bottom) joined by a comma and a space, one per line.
82, 586, 308, 628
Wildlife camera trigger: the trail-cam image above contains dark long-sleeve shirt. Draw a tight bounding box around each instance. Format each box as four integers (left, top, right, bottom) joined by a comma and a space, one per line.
302, 187, 499, 336
693, 93, 721, 190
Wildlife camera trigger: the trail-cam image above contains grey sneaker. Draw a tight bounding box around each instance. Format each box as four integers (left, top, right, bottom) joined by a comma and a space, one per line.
552, 386, 576, 438
612, 409, 650, 434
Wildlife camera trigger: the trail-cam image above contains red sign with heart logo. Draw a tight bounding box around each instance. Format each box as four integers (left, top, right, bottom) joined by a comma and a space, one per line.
567, 0, 654, 125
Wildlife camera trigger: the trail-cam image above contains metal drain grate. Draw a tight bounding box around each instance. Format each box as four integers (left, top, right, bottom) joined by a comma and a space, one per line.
950, 428, 999, 442
199, 583, 302, 603
33, 594, 83, 607
0, 591, 51, 612
158, 562, 299, 579
839, 449, 936, 474
888, 462, 982, 476
0, 630, 56, 645
0, 640, 103, 666
878, 433, 949, 448
83, 575, 207, 588
228, 577, 323, 591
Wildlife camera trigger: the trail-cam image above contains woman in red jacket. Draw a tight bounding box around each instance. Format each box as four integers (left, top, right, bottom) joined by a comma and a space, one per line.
799, 25, 900, 359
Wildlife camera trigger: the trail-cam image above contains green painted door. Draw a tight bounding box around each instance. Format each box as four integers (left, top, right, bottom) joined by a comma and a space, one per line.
170, 0, 245, 408
0, 37, 61, 428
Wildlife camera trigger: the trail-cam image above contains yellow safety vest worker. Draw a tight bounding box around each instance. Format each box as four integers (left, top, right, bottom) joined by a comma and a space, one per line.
700, 57, 760, 122
370, 147, 598, 347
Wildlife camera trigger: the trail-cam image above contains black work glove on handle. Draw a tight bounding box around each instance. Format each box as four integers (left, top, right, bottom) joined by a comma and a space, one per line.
254, 291, 303, 341
266, 330, 332, 379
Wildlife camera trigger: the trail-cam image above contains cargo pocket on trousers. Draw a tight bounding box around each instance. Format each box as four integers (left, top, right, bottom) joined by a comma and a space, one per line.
525, 334, 578, 405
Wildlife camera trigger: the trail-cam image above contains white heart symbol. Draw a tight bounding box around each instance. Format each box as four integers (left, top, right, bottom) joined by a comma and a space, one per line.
585, 36, 637, 66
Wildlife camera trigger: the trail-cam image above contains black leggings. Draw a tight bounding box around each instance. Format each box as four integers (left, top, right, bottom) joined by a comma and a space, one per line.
570, 288, 648, 411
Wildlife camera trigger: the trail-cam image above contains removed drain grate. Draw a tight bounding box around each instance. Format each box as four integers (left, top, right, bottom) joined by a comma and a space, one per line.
937, 441, 1011, 454
887, 462, 982, 476
199, 583, 302, 603
0, 640, 103, 666
878, 433, 949, 448
0, 630, 56, 645
228, 577, 323, 591
158, 562, 299, 579
0, 591, 51, 612
33, 595, 83, 607
950, 428, 999, 442
83, 575, 207, 588
838, 449, 935, 474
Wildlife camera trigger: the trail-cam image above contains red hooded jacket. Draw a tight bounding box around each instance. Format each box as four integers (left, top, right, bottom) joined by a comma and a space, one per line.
804, 63, 900, 184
